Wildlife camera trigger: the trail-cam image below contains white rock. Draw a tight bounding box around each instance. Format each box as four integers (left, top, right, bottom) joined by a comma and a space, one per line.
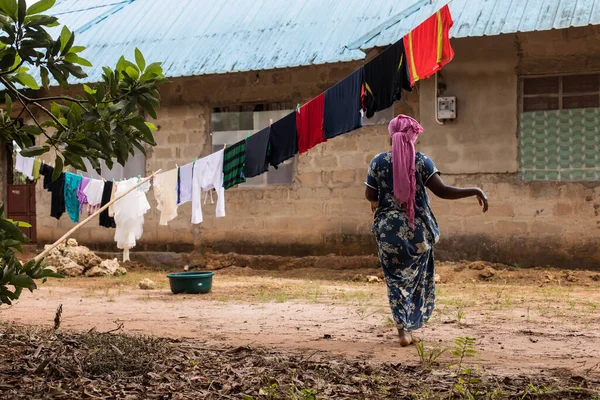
85, 258, 125, 277
51, 257, 84, 277
138, 278, 156, 290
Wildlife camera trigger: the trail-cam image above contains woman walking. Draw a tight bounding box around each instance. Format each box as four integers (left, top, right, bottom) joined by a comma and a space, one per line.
365, 115, 488, 346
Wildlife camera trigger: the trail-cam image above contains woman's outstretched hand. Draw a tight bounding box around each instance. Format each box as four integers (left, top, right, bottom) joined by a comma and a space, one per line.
476, 189, 488, 213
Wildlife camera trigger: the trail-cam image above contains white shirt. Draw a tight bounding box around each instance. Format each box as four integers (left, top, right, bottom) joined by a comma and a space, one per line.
192, 150, 225, 224
153, 168, 178, 226
177, 162, 194, 205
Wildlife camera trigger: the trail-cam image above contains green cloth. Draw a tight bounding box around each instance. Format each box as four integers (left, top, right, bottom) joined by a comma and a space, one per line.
223, 140, 246, 189
32, 159, 41, 180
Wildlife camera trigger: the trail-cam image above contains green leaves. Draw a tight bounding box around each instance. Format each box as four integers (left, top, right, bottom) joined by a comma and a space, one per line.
40, 65, 49, 88
11, 273, 36, 290
52, 155, 63, 181
0, 0, 17, 20
4, 93, 11, 115
59, 26, 71, 51
0, 47, 16, 69
64, 53, 92, 67
128, 116, 156, 145
0, 219, 27, 243
19, 145, 48, 157
13, 71, 39, 89
134, 47, 145, 71
0, 28, 165, 306
26, 0, 55, 15
17, 0, 25, 24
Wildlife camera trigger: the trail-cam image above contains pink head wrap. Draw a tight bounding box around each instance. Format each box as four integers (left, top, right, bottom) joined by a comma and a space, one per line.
388, 114, 424, 227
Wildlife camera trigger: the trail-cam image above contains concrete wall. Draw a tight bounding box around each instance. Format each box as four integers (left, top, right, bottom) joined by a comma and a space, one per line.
31, 26, 600, 268
420, 28, 600, 268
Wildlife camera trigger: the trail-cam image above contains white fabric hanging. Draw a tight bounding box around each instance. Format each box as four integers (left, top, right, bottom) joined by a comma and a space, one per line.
15, 152, 34, 180
83, 178, 105, 214
113, 177, 151, 261
177, 162, 194, 205
191, 149, 225, 224
153, 169, 178, 225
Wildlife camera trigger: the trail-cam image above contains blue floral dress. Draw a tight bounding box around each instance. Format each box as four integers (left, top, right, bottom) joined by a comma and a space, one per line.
366, 152, 440, 331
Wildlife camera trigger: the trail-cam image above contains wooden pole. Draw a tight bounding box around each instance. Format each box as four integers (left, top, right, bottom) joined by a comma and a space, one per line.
33, 170, 162, 263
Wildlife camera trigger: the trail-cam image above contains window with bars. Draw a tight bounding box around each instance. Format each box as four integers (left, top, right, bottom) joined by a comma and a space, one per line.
522, 74, 600, 112
519, 74, 600, 182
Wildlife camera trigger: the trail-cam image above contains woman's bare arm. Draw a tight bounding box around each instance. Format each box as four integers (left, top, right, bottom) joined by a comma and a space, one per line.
365, 186, 378, 202
365, 186, 378, 212
426, 173, 488, 212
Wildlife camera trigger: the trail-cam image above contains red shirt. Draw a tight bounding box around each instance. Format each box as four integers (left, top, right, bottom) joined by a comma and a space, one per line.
404, 5, 454, 86
296, 93, 326, 154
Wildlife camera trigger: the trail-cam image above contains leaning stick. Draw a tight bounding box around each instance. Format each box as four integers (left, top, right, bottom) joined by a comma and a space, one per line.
33, 169, 162, 263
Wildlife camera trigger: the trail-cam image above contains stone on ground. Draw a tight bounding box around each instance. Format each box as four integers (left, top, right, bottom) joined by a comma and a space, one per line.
138, 278, 156, 290
85, 258, 127, 277
42, 242, 127, 278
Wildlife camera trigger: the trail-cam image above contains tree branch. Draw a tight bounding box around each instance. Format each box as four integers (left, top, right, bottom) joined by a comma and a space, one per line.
32, 93, 127, 105
0, 106, 27, 130
32, 100, 68, 130
13, 92, 58, 150
0, 76, 69, 131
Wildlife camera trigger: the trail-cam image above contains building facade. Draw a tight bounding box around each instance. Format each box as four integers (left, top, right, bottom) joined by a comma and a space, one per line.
3, 2, 600, 268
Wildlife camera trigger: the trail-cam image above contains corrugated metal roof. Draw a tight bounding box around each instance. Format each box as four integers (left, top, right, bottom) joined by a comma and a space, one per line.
32, 0, 600, 85
361, 0, 600, 49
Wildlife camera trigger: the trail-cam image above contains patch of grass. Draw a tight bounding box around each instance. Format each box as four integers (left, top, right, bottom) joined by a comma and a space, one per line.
414, 336, 447, 371
383, 316, 395, 328
456, 308, 466, 326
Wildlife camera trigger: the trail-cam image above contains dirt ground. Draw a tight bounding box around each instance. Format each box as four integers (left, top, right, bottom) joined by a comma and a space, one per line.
1, 259, 600, 398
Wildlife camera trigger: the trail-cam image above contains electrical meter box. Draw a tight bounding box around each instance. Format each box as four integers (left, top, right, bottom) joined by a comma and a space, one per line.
437, 96, 456, 120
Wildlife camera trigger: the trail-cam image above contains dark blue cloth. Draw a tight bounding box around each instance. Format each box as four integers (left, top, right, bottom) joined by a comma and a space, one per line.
268, 111, 298, 168
366, 152, 439, 330
245, 126, 271, 178
324, 68, 364, 139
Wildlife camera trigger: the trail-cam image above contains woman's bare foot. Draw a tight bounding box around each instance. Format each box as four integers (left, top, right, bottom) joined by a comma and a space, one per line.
398, 328, 412, 346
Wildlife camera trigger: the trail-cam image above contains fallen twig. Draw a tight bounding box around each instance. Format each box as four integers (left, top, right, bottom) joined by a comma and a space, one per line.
103, 322, 124, 334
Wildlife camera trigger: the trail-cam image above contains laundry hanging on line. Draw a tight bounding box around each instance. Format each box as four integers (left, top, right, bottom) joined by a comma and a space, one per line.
113, 177, 151, 262
324, 68, 364, 138
64, 172, 83, 223
154, 168, 178, 226
177, 162, 194, 205
19, 5, 455, 256
404, 4, 454, 86
192, 149, 226, 225
362, 39, 412, 119
245, 126, 270, 178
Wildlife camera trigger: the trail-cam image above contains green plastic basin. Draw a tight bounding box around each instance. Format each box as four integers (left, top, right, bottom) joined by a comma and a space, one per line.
167, 271, 214, 294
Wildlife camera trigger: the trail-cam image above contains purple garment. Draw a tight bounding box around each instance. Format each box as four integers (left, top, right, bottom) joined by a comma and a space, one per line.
77, 176, 91, 211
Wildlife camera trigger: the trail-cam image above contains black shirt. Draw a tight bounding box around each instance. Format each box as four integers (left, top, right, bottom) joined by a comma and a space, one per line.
99, 181, 116, 228
245, 127, 271, 178
268, 111, 298, 168
363, 39, 412, 118
50, 172, 66, 220
39, 163, 54, 192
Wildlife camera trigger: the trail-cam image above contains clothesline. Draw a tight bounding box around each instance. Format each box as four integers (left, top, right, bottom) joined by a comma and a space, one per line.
13, 6, 455, 259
